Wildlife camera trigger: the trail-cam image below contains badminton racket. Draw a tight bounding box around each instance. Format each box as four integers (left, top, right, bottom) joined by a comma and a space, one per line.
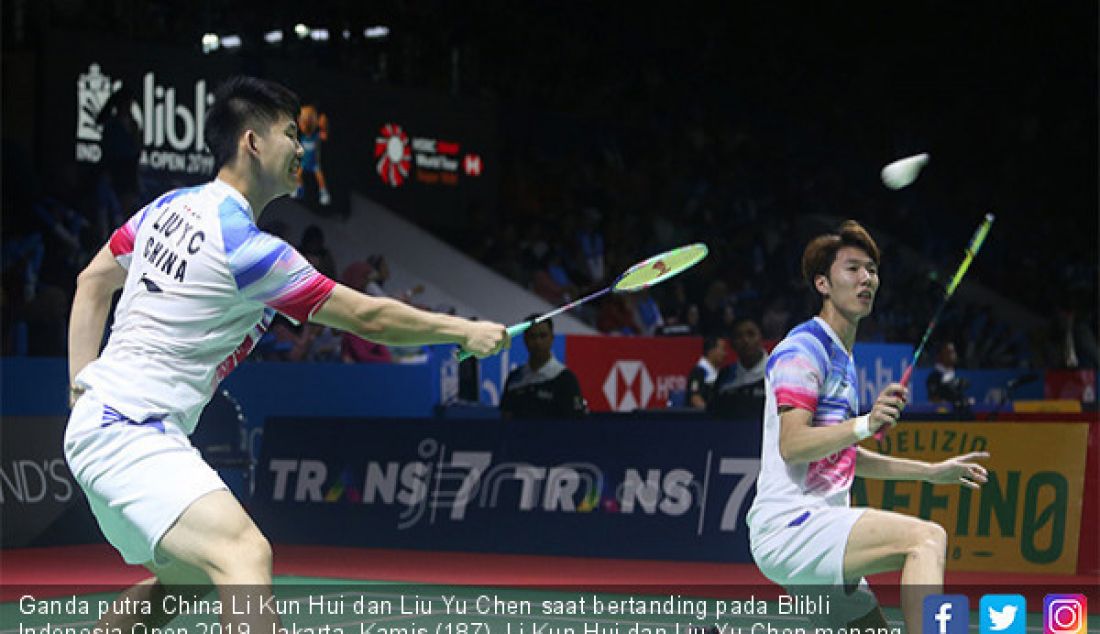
876, 213, 995, 439
458, 242, 709, 361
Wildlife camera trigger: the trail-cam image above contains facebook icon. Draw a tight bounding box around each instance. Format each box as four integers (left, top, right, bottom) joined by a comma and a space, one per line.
924, 595, 970, 634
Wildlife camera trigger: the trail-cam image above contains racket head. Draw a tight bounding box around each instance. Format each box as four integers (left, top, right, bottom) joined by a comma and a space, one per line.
612, 243, 709, 293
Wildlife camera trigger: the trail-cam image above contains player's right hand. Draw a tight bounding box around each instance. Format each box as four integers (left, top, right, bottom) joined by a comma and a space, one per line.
461, 320, 510, 358
869, 382, 909, 433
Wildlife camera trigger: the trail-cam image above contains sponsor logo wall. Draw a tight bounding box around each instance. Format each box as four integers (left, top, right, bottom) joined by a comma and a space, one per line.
0, 416, 102, 547
566, 336, 700, 412
858, 422, 1090, 574
253, 416, 763, 562
252, 416, 1095, 570
41, 33, 499, 228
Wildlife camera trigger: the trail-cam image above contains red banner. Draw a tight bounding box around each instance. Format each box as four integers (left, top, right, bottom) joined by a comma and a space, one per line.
565, 335, 701, 412
1046, 369, 1097, 403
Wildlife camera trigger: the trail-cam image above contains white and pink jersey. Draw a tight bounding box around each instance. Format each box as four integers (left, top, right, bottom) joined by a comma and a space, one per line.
747, 317, 861, 532
75, 179, 335, 434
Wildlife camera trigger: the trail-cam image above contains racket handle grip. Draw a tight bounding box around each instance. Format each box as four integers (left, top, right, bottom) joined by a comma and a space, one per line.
873, 365, 914, 441
455, 322, 531, 362
900, 365, 914, 387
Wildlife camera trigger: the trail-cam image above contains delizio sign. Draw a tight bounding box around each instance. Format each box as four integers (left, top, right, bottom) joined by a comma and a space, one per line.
75, 63, 216, 176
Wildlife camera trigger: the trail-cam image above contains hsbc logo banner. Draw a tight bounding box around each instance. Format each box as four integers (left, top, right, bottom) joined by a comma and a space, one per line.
375, 122, 484, 188
568, 335, 701, 412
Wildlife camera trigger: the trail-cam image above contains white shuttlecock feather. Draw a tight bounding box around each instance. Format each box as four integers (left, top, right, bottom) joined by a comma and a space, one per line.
881, 153, 930, 190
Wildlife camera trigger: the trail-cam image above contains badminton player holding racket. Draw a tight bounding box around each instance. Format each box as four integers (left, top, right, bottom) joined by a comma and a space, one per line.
746, 221, 989, 632
65, 77, 508, 634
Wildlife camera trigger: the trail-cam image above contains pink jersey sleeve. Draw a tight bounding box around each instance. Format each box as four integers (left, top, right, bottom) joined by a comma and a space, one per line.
229, 230, 336, 323
108, 209, 145, 267
766, 335, 826, 412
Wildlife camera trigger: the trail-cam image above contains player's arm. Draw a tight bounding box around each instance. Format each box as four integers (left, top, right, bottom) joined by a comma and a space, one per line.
779, 406, 868, 463
68, 244, 127, 404
853, 446, 933, 480
559, 370, 588, 417
779, 383, 909, 464
857, 447, 990, 488
687, 367, 707, 409
311, 283, 508, 358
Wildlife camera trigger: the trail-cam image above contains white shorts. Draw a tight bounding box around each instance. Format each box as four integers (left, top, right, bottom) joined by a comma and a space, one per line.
750, 506, 878, 627
63, 391, 227, 565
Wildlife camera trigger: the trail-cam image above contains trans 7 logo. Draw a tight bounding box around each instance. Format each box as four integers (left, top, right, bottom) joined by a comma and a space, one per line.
718, 458, 760, 532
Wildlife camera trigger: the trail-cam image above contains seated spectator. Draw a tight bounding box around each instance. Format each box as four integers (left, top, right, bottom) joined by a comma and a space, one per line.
500, 315, 587, 419
634, 289, 665, 336
713, 318, 768, 419
926, 341, 973, 416
531, 250, 578, 305
596, 294, 642, 335
687, 336, 727, 410
339, 260, 393, 363
298, 224, 337, 279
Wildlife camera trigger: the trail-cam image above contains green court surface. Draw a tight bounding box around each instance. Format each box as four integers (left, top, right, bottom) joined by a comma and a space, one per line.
3, 576, 1074, 634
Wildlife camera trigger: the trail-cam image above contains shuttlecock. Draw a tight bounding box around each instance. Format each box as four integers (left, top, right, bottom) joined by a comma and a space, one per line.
881, 153, 930, 190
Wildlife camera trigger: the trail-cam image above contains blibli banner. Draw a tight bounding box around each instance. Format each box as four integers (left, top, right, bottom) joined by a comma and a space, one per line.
858, 421, 1089, 574
41, 32, 498, 230
41, 33, 240, 197
252, 416, 763, 562
851, 343, 912, 408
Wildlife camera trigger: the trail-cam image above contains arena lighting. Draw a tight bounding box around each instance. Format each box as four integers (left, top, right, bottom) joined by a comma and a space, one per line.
364, 25, 390, 39
264, 29, 283, 43
221, 34, 242, 49
310, 28, 329, 41
294, 23, 309, 39
201, 33, 219, 53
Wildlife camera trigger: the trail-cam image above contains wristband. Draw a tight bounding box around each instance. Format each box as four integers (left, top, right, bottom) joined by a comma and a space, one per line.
853, 415, 873, 441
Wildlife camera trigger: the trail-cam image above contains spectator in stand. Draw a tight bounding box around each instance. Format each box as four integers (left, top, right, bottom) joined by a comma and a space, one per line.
686, 336, 727, 410
577, 207, 606, 285
297, 225, 337, 280
95, 85, 142, 243
531, 250, 579, 306
337, 260, 392, 363
634, 289, 664, 336
713, 318, 769, 420
596, 294, 642, 335
699, 279, 732, 336
500, 315, 587, 419
926, 341, 973, 416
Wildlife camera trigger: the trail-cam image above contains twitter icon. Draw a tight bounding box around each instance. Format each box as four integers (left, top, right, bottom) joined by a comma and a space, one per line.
981, 594, 1027, 634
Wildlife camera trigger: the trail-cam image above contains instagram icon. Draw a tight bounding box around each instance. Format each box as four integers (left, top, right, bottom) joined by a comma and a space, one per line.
1044, 595, 1087, 634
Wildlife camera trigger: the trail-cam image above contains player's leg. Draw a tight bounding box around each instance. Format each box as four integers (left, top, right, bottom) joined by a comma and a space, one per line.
315, 169, 330, 204
845, 605, 889, 630
156, 489, 280, 631
93, 559, 212, 630
843, 508, 948, 631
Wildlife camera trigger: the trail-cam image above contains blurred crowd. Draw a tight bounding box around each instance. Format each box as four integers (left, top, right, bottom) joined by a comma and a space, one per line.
3, 2, 1096, 371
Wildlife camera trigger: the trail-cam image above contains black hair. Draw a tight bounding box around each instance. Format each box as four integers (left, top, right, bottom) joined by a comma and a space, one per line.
703, 336, 721, 354
205, 76, 300, 171
524, 314, 553, 334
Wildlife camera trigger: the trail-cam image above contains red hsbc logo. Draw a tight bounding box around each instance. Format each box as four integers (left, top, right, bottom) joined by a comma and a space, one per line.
602, 360, 654, 412
464, 154, 482, 176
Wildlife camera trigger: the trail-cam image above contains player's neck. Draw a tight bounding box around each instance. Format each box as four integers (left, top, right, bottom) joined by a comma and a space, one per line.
528, 354, 552, 371
818, 304, 858, 352
216, 166, 268, 218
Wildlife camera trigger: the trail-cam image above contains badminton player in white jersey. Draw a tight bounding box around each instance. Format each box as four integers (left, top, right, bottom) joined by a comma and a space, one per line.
65, 76, 508, 631
746, 221, 989, 632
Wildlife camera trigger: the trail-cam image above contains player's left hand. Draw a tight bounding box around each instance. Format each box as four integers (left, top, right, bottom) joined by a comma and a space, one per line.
926, 451, 990, 489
